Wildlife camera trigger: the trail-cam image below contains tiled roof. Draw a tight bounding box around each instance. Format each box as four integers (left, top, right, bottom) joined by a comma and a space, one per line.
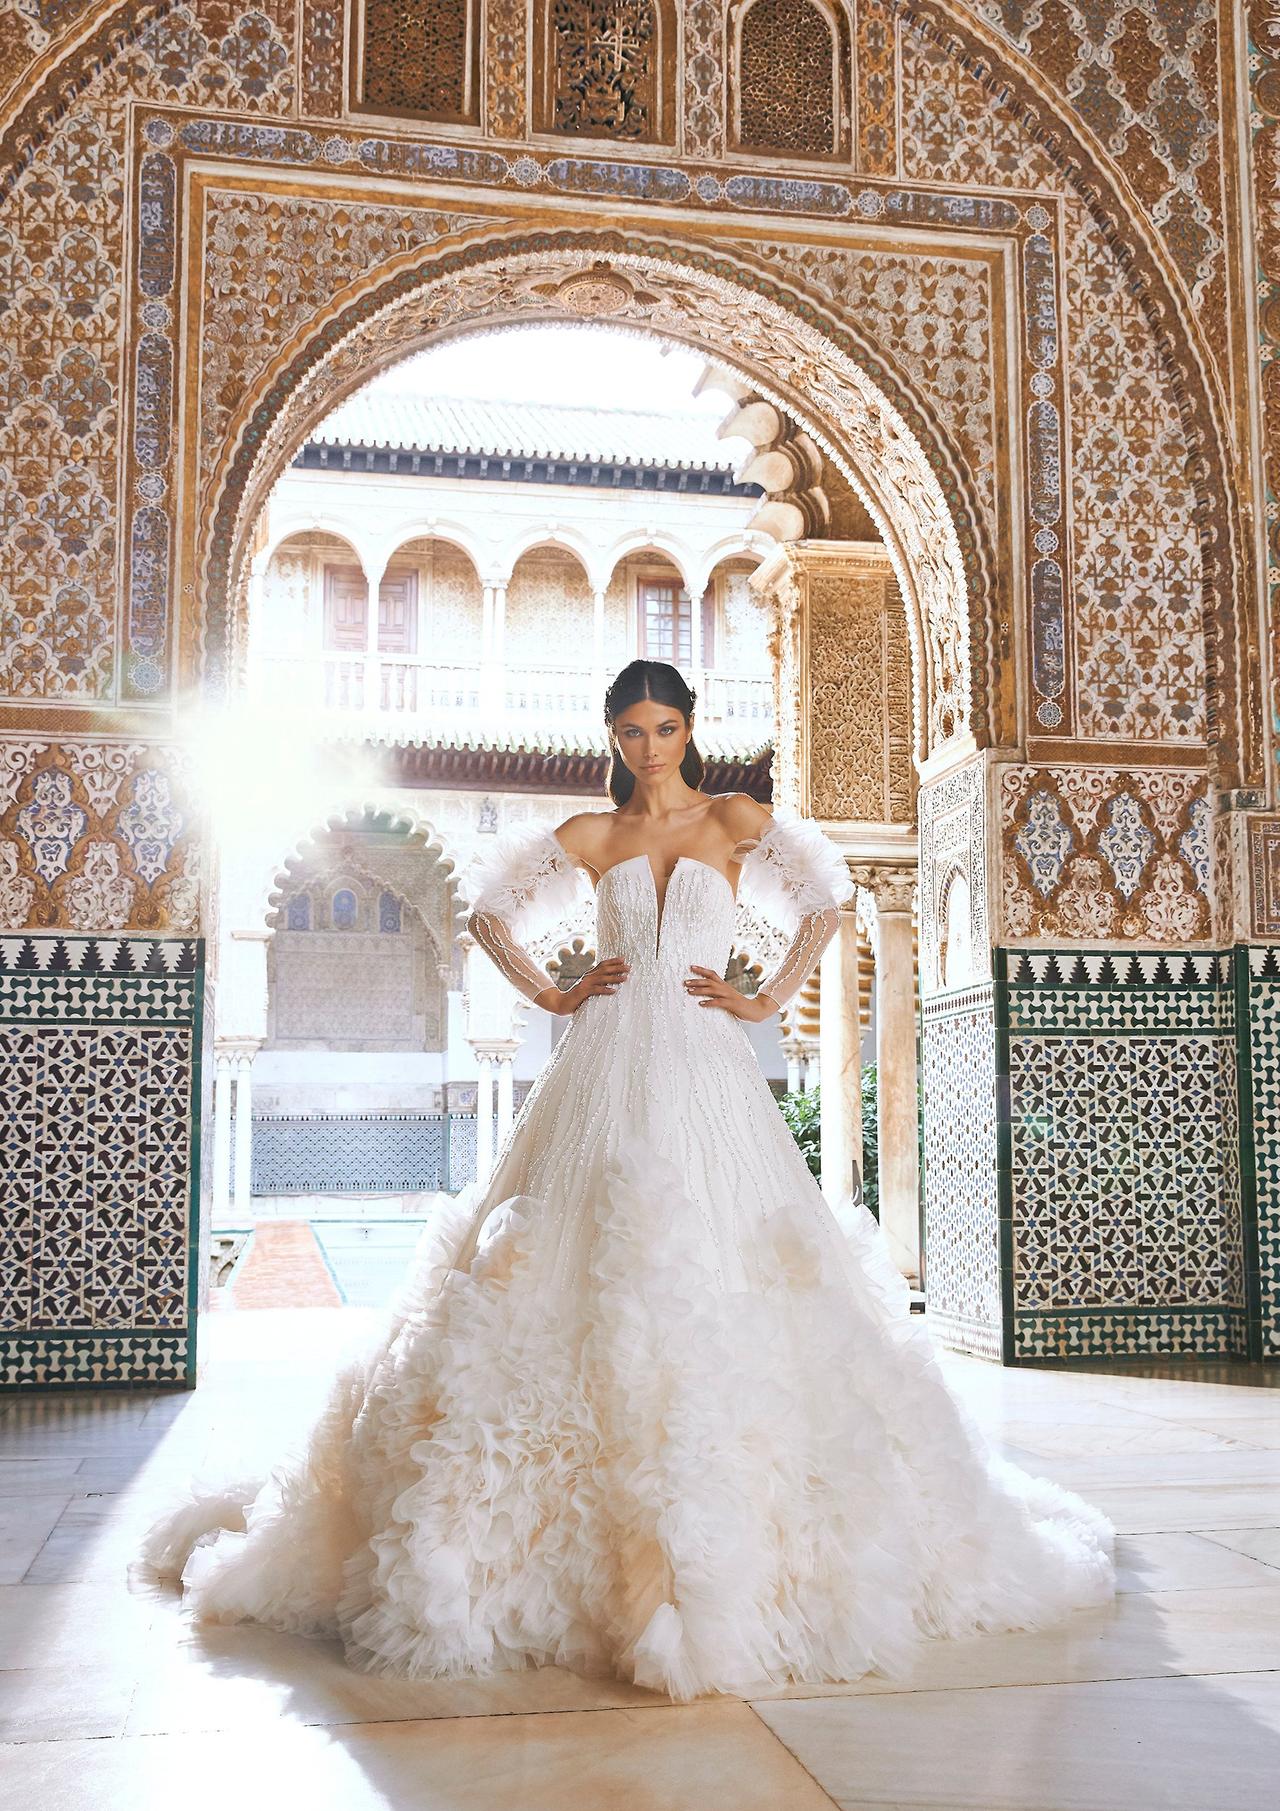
311, 394, 739, 473
356, 722, 772, 762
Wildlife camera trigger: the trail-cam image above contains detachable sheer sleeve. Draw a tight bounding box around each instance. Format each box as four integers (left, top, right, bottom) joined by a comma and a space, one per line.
463, 823, 587, 1007
733, 810, 854, 1011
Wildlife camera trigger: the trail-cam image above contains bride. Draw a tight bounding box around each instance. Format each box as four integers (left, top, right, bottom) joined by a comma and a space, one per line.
145, 659, 1113, 1701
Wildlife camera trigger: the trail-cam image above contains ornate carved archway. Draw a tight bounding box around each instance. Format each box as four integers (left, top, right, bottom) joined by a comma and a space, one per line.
196, 231, 994, 765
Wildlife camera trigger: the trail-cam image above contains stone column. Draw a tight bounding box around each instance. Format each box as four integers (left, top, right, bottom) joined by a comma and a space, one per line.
481, 583, 495, 661
481, 581, 506, 719
591, 587, 607, 701
857, 867, 920, 1282
781, 1036, 803, 1096
231, 1044, 260, 1218
364, 564, 383, 716
492, 583, 507, 671
688, 571, 704, 696
819, 898, 864, 1206
211, 1047, 234, 1221
474, 1050, 494, 1184
495, 1048, 515, 1144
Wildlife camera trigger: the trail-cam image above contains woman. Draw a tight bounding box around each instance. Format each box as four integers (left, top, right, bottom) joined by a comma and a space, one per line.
146, 660, 1112, 1702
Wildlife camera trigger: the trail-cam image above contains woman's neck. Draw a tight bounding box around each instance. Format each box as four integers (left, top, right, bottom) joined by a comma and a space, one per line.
624, 775, 701, 820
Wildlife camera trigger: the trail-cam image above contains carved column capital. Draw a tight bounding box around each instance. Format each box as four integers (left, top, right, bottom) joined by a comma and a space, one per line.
849, 863, 917, 914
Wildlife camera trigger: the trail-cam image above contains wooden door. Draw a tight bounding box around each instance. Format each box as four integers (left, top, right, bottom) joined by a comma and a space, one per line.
378, 570, 419, 653
323, 565, 368, 650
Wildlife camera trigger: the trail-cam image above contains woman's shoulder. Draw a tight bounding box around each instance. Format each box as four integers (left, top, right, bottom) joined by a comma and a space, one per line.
706, 791, 773, 839
553, 808, 616, 866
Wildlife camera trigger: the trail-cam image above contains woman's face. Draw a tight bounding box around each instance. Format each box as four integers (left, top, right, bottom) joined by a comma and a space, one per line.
611, 698, 691, 785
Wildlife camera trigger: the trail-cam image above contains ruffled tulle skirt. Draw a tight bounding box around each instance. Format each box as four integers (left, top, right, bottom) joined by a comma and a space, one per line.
144, 1057, 1114, 1700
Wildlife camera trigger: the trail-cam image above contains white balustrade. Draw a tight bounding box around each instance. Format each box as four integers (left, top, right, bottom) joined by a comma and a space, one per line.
702, 668, 774, 732
253, 650, 773, 740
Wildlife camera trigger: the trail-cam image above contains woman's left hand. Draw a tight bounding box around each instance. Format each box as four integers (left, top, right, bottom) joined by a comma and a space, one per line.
684, 966, 779, 1022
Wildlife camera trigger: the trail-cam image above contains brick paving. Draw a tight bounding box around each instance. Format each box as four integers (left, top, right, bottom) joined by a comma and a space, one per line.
226, 1219, 344, 1310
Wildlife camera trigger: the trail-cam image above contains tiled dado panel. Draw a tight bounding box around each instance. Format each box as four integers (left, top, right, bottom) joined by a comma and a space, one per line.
920, 984, 1002, 1361
0, 934, 202, 1390
1242, 948, 1280, 1358
1000, 951, 1248, 1363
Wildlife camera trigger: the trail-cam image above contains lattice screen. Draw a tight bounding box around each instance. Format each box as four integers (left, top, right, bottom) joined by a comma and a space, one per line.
358, 0, 479, 124
734, 0, 843, 157
538, 0, 673, 142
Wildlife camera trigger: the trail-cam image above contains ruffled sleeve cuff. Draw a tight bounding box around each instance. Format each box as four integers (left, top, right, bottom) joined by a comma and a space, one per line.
463, 823, 586, 942
734, 806, 854, 933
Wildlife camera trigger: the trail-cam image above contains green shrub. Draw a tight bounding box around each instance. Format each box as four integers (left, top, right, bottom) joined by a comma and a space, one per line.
777, 1066, 881, 1208
778, 1084, 822, 1180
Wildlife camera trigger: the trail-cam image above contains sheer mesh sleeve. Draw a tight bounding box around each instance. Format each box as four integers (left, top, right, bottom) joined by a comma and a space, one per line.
756, 906, 840, 1010
733, 810, 854, 1012
466, 911, 560, 1006
462, 823, 586, 1009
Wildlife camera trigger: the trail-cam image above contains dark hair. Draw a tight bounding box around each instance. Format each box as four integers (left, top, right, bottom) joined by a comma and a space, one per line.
603, 659, 705, 805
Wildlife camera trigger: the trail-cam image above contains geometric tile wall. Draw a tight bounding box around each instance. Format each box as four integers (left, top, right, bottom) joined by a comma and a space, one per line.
1001, 949, 1248, 1362
0, 935, 202, 1389
1241, 947, 1280, 1359
920, 983, 1003, 1360
229, 1111, 491, 1194
923, 946, 1279, 1365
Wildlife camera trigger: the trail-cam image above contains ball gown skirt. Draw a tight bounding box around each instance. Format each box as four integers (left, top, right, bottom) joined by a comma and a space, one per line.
143, 828, 1113, 1703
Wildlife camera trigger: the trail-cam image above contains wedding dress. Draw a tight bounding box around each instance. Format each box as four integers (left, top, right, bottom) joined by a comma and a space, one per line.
144, 812, 1113, 1701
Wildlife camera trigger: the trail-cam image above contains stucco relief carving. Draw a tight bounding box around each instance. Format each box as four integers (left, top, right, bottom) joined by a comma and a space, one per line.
0, 737, 200, 932
918, 759, 989, 998
1000, 765, 1212, 945
753, 543, 914, 825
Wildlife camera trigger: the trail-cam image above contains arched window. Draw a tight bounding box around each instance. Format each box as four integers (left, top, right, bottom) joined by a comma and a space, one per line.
355, 0, 480, 126
332, 888, 359, 930
732, 0, 848, 159
379, 890, 402, 934
536, 0, 675, 143
286, 893, 311, 931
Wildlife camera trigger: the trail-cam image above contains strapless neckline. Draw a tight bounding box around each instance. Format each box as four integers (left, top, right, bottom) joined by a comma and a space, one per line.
595, 854, 737, 954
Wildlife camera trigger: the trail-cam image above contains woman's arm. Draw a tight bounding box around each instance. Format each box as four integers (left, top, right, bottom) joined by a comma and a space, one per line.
465, 817, 628, 1015
684, 802, 849, 1021
467, 907, 628, 1015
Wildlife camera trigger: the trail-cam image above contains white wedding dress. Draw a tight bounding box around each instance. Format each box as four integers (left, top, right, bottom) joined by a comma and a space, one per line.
145, 814, 1113, 1701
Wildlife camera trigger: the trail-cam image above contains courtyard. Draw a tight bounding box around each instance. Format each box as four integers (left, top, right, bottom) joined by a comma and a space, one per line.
2, 1313, 1278, 1810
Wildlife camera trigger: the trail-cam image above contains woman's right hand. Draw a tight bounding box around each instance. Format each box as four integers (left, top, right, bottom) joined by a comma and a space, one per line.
535, 958, 630, 1015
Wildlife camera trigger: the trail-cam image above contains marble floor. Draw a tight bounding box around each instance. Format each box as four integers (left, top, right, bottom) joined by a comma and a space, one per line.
2, 1310, 1279, 1811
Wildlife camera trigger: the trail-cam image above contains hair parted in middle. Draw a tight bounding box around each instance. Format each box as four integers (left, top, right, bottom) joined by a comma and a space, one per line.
603, 659, 706, 805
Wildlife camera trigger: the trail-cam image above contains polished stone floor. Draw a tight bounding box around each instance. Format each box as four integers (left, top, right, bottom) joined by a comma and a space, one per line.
3, 1309, 1279, 1810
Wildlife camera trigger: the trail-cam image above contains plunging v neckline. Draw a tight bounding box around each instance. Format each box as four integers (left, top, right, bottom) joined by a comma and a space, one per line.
595, 854, 737, 956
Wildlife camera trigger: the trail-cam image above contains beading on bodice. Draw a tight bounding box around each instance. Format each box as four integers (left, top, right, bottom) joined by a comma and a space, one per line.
464, 807, 856, 1013
593, 856, 738, 978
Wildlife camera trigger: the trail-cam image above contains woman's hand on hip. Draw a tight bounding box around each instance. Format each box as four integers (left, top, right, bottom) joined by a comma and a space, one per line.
536, 958, 629, 1015
684, 966, 779, 1022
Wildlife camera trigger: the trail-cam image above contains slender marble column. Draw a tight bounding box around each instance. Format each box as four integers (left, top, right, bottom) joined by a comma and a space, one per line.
495, 1051, 515, 1144
475, 1052, 494, 1184
211, 1050, 233, 1221
819, 899, 863, 1206
232, 1049, 256, 1217
860, 869, 920, 1281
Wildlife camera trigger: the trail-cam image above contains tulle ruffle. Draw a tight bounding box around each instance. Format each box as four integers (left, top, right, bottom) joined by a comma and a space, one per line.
463, 821, 586, 943
143, 1133, 1112, 1702
735, 806, 856, 931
